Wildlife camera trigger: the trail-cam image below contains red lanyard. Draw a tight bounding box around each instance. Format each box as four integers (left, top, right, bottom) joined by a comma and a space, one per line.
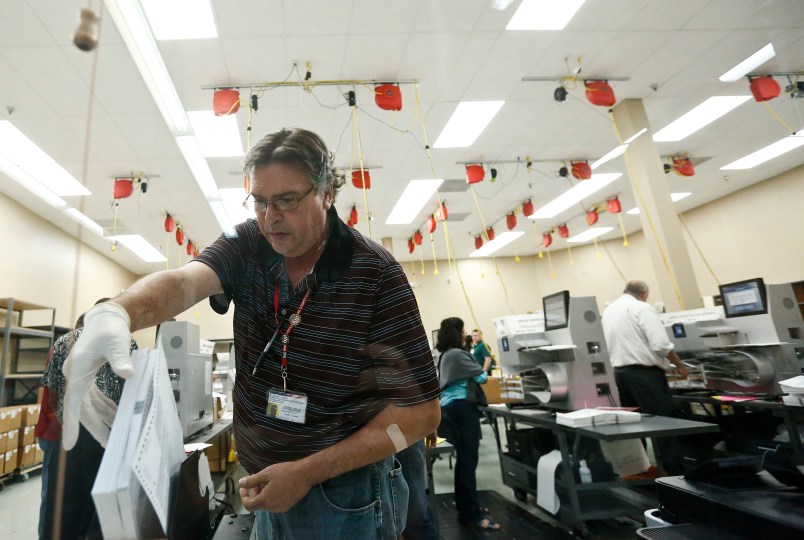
273, 282, 313, 389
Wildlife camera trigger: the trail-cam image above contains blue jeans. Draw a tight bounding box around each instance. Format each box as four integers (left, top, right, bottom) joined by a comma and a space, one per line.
37, 438, 60, 540
396, 440, 439, 540
440, 399, 483, 524
254, 456, 408, 539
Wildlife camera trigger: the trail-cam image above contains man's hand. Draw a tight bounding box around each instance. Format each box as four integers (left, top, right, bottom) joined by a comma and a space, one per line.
675, 364, 689, 379
62, 302, 134, 450
239, 461, 314, 513
425, 431, 438, 450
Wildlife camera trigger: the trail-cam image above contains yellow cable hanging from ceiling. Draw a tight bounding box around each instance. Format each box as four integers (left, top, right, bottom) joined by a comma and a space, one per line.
351, 99, 372, 238
419, 243, 425, 275
762, 100, 795, 134
413, 85, 454, 276
429, 232, 439, 275
469, 183, 515, 314
676, 211, 720, 285
412, 84, 485, 332
608, 110, 685, 309
546, 248, 555, 279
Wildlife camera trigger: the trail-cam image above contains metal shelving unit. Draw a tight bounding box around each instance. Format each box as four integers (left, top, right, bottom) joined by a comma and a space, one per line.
0, 298, 56, 406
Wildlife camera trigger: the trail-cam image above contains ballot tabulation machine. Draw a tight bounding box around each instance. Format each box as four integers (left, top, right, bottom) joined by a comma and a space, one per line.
159, 321, 214, 438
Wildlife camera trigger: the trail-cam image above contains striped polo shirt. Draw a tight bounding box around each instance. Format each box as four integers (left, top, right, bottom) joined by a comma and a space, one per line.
195, 207, 440, 473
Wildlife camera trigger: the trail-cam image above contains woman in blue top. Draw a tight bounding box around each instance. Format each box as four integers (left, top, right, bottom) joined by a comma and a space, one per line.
436, 317, 501, 532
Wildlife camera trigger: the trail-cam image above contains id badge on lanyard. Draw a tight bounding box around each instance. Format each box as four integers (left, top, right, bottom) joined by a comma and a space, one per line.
267, 388, 308, 424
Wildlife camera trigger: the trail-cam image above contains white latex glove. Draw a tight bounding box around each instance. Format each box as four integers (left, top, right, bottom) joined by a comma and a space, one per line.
62, 302, 134, 450
80, 385, 119, 448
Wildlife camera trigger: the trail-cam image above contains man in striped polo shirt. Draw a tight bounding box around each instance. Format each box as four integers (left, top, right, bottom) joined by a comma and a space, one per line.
62, 128, 442, 539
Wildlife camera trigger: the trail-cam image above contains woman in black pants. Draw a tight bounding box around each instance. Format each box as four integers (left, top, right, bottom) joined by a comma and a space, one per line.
435, 317, 501, 532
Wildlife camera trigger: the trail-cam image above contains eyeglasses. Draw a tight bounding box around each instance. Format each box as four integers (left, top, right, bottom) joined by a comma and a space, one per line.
242, 186, 316, 214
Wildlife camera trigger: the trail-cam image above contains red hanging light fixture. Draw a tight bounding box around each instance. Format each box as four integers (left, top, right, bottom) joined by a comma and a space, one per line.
607, 197, 622, 214
558, 224, 570, 238
586, 209, 599, 226
522, 200, 534, 217
426, 215, 437, 234
375, 83, 403, 111
113, 178, 134, 199
407, 238, 415, 253
465, 164, 485, 184
175, 226, 184, 246
585, 80, 616, 107
543, 233, 553, 248
186, 240, 194, 256
351, 169, 371, 189
164, 213, 175, 232
435, 203, 448, 221
486, 227, 495, 241
350, 206, 358, 225
213, 88, 241, 116
571, 161, 592, 180
672, 156, 695, 177
413, 231, 423, 245
749, 76, 780, 102
474, 235, 483, 250
506, 212, 517, 230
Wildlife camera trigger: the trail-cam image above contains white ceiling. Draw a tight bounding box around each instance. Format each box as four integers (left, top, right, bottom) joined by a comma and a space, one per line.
1, 0, 803, 275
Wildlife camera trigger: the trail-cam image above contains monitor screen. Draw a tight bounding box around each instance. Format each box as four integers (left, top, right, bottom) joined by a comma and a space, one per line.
543, 291, 570, 331
719, 278, 768, 318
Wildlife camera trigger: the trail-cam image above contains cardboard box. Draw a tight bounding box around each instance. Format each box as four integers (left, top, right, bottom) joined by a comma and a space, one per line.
0, 407, 23, 432
20, 444, 34, 469
35, 443, 44, 464
5, 448, 18, 475
21, 425, 35, 446
22, 405, 40, 426
0, 432, 7, 454
6, 429, 19, 451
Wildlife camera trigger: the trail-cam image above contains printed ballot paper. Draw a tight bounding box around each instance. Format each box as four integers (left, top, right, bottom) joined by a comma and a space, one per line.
91, 345, 185, 540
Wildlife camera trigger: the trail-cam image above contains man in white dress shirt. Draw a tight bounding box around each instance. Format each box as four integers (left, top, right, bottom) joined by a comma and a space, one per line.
602, 280, 688, 475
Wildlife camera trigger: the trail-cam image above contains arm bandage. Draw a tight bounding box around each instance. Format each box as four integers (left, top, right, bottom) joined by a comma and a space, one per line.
386, 424, 409, 452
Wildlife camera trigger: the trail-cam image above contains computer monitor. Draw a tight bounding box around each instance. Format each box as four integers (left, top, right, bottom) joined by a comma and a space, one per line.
543, 290, 570, 331
719, 278, 768, 318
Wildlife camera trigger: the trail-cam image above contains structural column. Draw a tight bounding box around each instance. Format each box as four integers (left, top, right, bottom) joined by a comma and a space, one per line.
611, 99, 702, 311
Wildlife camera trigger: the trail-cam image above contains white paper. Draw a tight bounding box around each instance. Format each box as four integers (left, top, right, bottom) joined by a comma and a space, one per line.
600, 439, 651, 477
197, 452, 214, 499
536, 450, 562, 514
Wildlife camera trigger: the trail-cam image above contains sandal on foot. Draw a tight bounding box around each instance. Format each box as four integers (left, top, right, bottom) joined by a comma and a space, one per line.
471, 517, 502, 531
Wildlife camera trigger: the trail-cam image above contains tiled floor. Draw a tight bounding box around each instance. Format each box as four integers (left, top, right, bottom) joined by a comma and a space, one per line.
0, 422, 648, 539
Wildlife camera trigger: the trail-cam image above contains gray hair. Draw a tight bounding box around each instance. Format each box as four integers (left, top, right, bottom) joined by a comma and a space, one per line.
624, 279, 650, 297
243, 128, 346, 201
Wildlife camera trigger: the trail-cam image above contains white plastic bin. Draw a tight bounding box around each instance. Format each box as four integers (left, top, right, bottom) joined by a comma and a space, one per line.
644, 508, 672, 527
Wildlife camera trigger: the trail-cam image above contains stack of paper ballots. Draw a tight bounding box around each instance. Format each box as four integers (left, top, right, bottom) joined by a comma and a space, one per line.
780, 376, 804, 407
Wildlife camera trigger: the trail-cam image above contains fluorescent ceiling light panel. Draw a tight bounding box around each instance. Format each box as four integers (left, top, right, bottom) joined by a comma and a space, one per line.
104, 0, 191, 135
385, 179, 444, 224
626, 192, 692, 214
0, 121, 90, 196
506, 0, 586, 30
110, 234, 166, 262
209, 200, 236, 237
623, 128, 647, 145
591, 145, 628, 170
470, 231, 525, 257
174, 135, 221, 200
433, 101, 504, 148
530, 173, 622, 219
0, 154, 68, 208
652, 96, 751, 142
719, 43, 776, 83
567, 227, 613, 243
141, 0, 217, 40
64, 208, 104, 236
219, 188, 251, 226
188, 111, 243, 157
720, 133, 804, 170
